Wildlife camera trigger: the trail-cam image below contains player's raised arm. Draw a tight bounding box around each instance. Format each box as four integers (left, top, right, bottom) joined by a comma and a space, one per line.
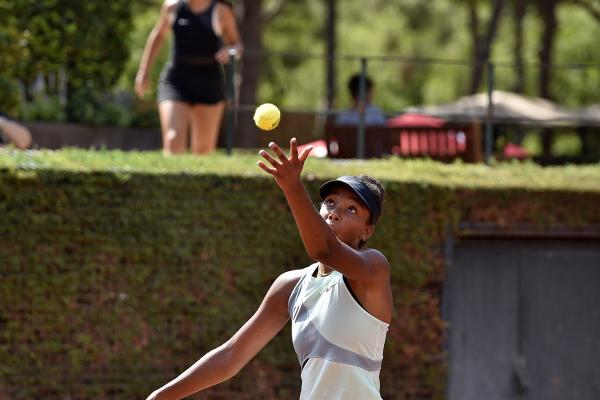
146, 269, 302, 400
257, 139, 389, 287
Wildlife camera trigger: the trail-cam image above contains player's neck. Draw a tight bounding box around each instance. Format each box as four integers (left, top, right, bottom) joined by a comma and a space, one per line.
317, 263, 334, 277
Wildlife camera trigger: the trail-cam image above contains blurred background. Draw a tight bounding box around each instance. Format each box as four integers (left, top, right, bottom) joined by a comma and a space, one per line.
2, 0, 600, 163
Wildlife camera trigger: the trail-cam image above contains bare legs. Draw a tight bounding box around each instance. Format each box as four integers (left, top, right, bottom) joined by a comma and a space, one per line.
159, 100, 190, 155
158, 100, 225, 155
190, 101, 225, 154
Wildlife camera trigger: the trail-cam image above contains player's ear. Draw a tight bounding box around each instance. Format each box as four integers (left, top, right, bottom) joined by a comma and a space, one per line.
361, 225, 375, 242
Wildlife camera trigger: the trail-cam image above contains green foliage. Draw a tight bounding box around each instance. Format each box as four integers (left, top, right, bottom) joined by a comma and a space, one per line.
256, 0, 600, 111
258, 0, 472, 109
551, 130, 583, 157
19, 96, 66, 122
65, 89, 135, 127
1, 150, 599, 398
0, 1, 23, 115
5, 2, 104, 89
0, 76, 21, 116
18, 90, 161, 128
259, 0, 326, 107
2, 148, 599, 192
1, 0, 144, 109
6, 0, 597, 128
0, 1, 21, 69
552, 4, 600, 105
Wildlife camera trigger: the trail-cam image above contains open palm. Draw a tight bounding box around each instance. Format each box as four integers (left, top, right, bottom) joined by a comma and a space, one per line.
257, 138, 313, 190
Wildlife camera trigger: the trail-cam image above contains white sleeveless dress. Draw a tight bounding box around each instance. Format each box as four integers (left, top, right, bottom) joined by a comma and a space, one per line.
288, 264, 389, 399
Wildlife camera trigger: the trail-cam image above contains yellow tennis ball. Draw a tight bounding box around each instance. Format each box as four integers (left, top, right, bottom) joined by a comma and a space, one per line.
253, 103, 281, 131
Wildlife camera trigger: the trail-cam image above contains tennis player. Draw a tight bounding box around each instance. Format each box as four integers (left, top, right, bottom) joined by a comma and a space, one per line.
147, 138, 392, 399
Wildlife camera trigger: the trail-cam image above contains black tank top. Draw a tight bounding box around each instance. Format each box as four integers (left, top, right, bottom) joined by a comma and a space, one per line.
171, 0, 223, 65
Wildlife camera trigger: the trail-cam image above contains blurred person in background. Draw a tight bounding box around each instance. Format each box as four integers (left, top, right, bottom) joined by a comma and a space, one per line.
336, 74, 387, 127
135, 0, 243, 155
0, 112, 32, 149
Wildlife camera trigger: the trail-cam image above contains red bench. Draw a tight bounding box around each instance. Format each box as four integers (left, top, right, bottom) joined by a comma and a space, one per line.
324, 122, 482, 162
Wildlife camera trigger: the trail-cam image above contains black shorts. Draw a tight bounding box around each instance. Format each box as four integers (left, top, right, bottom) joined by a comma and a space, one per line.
157, 63, 226, 105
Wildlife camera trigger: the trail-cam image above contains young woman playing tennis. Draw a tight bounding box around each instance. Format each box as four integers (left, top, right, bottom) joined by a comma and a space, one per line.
147, 138, 392, 399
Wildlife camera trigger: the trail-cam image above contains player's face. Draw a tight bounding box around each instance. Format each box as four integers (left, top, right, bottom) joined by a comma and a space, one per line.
320, 186, 373, 249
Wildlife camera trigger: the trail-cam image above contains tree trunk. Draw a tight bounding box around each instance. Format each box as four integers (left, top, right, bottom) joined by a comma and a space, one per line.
468, 2, 481, 94
512, 0, 526, 93
537, 0, 558, 160
537, 0, 558, 100
468, 0, 506, 94
235, 0, 263, 148
326, 0, 337, 110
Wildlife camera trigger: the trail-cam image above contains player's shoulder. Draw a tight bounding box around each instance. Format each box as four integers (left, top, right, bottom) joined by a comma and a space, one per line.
362, 247, 388, 261
273, 267, 308, 289
163, 0, 180, 13
265, 267, 308, 306
362, 247, 391, 271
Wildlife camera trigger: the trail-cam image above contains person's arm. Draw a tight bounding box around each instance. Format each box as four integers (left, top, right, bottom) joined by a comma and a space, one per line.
214, 2, 244, 64
258, 139, 390, 286
146, 269, 302, 400
135, 0, 176, 98
0, 116, 32, 149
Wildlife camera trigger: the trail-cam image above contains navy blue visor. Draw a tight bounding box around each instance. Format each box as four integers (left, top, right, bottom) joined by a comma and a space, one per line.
319, 176, 381, 224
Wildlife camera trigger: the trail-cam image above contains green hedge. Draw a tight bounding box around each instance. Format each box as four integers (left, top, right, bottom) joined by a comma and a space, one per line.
1, 149, 599, 399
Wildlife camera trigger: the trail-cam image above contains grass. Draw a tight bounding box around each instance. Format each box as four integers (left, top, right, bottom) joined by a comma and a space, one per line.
1, 147, 600, 192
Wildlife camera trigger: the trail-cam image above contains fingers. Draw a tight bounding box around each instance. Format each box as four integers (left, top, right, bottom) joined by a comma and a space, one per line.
215, 49, 230, 64
257, 160, 277, 175
215, 53, 228, 64
259, 149, 281, 168
290, 137, 299, 160
298, 145, 314, 162
258, 140, 311, 176
135, 79, 147, 98
269, 142, 288, 163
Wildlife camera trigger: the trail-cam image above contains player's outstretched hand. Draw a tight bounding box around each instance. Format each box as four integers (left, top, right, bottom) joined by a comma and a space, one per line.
135, 71, 149, 98
258, 138, 313, 191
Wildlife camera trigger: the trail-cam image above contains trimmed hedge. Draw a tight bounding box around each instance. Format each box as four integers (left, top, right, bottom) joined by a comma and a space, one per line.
1, 149, 599, 399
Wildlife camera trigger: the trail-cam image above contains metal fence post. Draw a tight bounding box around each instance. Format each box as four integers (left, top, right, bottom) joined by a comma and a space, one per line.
485, 61, 495, 164
358, 58, 367, 159
226, 50, 237, 156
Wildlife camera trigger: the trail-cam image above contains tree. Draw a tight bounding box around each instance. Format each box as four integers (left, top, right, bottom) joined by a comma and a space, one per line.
536, 0, 600, 100
536, 0, 558, 100
4, 0, 138, 111
535, 0, 600, 160
234, 0, 286, 147
512, 0, 527, 93
325, 0, 337, 109
0, 1, 23, 114
571, 0, 600, 22
467, 0, 507, 94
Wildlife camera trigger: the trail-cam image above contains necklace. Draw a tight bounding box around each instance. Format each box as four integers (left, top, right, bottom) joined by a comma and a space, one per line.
317, 269, 334, 277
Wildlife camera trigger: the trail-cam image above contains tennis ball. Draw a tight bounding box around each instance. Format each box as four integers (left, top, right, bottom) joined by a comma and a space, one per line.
253, 103, 280, 131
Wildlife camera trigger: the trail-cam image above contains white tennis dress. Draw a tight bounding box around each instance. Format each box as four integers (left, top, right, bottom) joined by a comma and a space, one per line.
288, 264, 389, 399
